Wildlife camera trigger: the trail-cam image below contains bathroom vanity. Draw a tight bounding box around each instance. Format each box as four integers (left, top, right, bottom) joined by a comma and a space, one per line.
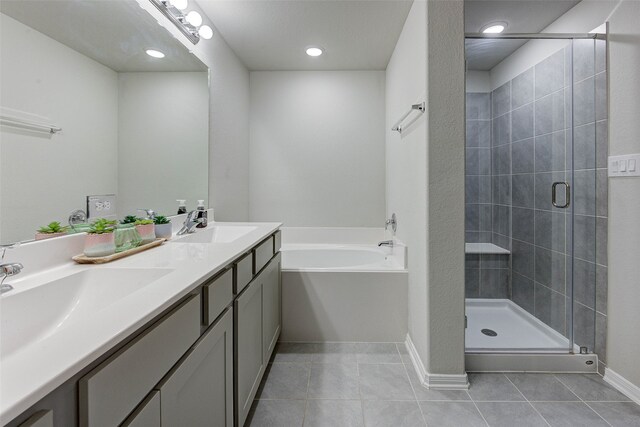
2, 224, 282, 427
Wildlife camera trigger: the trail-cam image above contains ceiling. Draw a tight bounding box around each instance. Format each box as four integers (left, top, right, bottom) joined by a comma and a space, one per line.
198, 0, 413, 71
465, 0, 580, 70
0, 0, 207, 72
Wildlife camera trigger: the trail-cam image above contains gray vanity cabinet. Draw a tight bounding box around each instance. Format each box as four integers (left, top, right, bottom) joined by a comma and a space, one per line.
156, 308, 234, 427
235, 252, 282, 427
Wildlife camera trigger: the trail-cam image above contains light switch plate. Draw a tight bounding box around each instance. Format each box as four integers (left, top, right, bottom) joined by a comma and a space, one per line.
609, 154, 640, 177
87, 194, 117, 220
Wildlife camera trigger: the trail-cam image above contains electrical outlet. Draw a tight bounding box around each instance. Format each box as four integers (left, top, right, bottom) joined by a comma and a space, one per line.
87, 194, 117, 220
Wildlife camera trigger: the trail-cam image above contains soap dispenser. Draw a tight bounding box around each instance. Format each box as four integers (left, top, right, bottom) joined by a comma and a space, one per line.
196, 200, 207, 228
176, 200, 187, 215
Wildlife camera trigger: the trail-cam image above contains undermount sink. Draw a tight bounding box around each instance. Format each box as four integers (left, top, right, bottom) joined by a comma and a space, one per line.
173, 225, 257, 244
0, 268, 173, 359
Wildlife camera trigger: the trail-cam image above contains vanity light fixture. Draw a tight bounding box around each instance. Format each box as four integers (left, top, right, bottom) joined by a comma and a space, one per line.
306, 46, 323, 57
481, 22, 507, 34
146, 49, 165, 58
149, 0, 209, 45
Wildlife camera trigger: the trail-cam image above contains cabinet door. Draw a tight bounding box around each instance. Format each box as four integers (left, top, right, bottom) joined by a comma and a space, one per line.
235, 279, 264, 427
18, 411, 53, 427
158, 308, 234, 427
121, 391, 160, 427
262, 253, 281, 362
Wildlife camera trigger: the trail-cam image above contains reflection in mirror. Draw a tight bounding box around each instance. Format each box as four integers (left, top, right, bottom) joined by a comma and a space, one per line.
0, 0, 209, 245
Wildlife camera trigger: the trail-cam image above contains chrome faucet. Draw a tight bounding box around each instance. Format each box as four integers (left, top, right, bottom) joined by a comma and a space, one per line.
177, 210, 203, 235
385, 213, 397, 233
1, 262, 23, 294
138, 209, 156, 220
378, 240, 394, 248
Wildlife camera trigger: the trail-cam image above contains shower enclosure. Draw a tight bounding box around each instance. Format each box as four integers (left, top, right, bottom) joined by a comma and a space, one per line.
464, 34, 608, 372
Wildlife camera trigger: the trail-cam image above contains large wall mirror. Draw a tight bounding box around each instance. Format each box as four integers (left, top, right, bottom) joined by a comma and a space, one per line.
0, 0, 209, 245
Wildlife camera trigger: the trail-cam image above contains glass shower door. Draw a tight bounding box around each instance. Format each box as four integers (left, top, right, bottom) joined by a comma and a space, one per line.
465, 36, 602, 355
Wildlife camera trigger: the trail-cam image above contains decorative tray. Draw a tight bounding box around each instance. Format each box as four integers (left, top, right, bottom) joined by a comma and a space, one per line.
72, 238, 166, 264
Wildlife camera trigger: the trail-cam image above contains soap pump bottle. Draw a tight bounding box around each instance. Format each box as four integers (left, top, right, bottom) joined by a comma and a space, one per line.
176, 200, 187, 215
196, 200, 207, 228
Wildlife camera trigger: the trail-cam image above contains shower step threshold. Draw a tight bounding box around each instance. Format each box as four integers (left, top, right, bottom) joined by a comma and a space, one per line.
465, 243, 510, 255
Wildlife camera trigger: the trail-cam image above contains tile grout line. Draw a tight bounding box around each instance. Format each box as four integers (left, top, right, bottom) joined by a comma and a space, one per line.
502, 373, 552, 427
552, 374, 613, 426
397, 343, 429, 426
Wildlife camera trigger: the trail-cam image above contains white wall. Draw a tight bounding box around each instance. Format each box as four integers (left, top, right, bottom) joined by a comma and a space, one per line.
385, 0, 429, 371
0, 13, 118, 244
606, 0, 640, 389
387, 0, 466, 382
249, 71, 386, 227
138, 0, 251, 221
117, 72, 209, 217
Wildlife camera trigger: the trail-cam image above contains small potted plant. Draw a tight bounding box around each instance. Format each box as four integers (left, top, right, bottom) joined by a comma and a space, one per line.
35, 221, 69, 240
154, 215, 172, 239
115, 216, 142, 253
84, 218, 117, 257
134, 218, 156, 244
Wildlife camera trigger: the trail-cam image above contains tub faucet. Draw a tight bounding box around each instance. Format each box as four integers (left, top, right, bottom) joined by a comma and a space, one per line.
378, 240, 394, 248
177, 210, 203, 235
1, 262, 23, 294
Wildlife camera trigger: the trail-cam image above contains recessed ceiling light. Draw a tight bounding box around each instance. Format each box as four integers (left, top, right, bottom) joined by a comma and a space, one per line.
482, 22, 506, 34
146, 49, 165, 58
306, 47, 323, 57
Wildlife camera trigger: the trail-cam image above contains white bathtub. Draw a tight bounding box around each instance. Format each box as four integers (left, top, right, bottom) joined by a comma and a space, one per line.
280, 242, 408, 342
282, 244, 405, 271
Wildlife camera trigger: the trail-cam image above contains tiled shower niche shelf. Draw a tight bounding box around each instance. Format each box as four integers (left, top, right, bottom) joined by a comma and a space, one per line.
465, 243, 510, 255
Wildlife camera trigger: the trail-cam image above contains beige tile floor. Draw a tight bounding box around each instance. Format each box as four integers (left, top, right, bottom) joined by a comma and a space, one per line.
245, 342, 640, 427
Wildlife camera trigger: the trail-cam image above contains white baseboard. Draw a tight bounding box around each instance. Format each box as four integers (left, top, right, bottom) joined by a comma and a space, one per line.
604, 367, 640, 405
405, 334, 469, 390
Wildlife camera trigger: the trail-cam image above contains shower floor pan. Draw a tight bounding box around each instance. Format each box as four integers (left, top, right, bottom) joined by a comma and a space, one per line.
465, 299, 576, 353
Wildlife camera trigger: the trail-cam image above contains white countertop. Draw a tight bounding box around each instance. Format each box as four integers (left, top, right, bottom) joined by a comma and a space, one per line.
0, 221, 280, 424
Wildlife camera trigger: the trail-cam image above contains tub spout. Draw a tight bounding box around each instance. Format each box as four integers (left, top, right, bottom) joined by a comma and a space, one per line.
378, 240, 394, 248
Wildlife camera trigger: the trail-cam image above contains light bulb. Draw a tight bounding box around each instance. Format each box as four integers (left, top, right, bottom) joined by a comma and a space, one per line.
199, 25, 213, 40
169, 0, 188, 10
186, 11, 202, 27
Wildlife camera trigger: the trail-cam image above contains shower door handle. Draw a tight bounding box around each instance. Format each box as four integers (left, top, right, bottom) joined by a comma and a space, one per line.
552, 182, 571, 208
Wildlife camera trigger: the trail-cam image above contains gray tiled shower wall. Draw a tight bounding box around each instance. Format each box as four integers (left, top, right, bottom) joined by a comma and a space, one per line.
465, 40, 608, 371
465, 92, 511, 299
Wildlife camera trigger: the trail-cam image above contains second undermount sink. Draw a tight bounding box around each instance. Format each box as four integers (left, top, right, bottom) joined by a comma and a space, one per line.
173, 225, 258, 244
0, 268, 173, 359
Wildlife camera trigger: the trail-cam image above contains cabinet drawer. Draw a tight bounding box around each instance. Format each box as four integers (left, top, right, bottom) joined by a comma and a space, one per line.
254, 236, 274, 274
203, 268, 233, 326
18, 411, 53, 427
274, 230, 282, 253
235, 252, 253, 294
79, 294, 201, 427
120, 391, 160, 427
